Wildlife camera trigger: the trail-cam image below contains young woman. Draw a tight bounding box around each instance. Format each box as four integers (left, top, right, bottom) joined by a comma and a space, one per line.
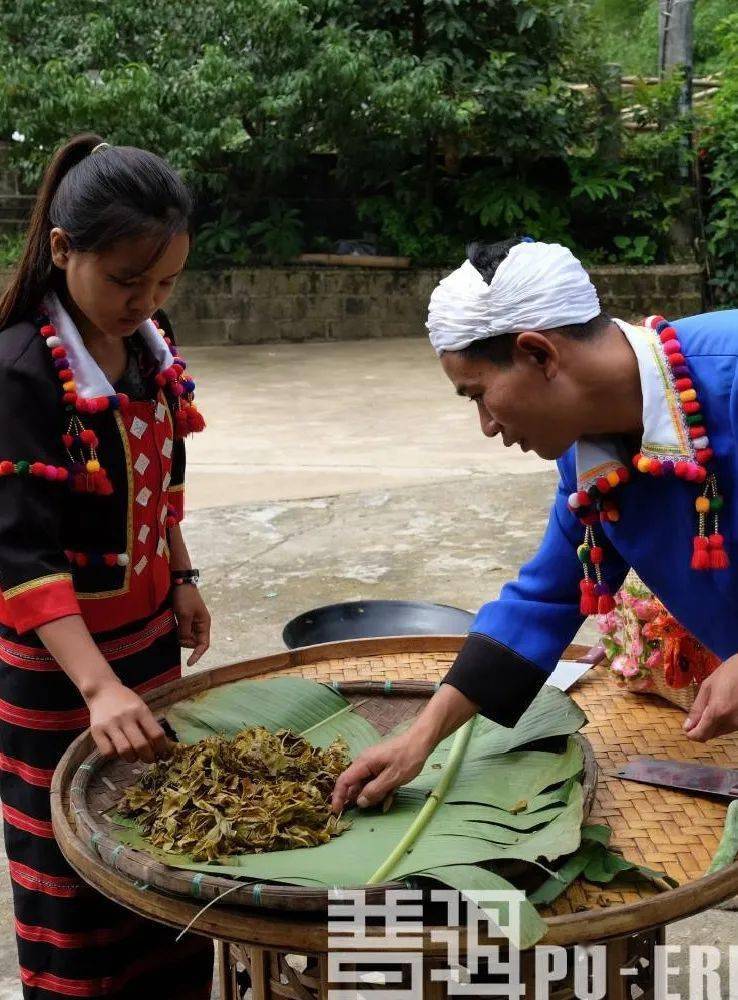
0, 134, 213, 997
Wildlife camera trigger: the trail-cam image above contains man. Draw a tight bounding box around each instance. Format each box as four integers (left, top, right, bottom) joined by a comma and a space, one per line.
331, 236, 738, 814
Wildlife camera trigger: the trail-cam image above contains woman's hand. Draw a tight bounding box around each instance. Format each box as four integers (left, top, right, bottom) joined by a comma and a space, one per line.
684, 654, 738, 741
173, 585, 211, 666
87, 680, 170, 763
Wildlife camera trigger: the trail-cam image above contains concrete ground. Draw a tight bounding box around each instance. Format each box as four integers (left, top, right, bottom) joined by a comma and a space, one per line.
0, 338, 733, 997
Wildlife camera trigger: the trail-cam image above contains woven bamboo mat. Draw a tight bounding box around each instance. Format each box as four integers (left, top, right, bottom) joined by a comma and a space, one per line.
253, 650, 736, 916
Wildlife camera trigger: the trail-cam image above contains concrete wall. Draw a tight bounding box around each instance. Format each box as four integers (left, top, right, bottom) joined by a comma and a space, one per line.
163, 263, 705, 346
0, 263, 704, 346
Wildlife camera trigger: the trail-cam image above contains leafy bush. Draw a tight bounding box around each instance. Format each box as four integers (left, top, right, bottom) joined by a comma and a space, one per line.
0, 0, 694, 268
701, 14, 738, 305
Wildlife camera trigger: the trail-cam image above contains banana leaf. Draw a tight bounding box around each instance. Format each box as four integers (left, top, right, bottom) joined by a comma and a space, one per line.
116, 680, 585, 893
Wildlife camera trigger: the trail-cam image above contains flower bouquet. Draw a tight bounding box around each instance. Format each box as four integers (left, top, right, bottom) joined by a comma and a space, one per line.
597, 576, 720, 711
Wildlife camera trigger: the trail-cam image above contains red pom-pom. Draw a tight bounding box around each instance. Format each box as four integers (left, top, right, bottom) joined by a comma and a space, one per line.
695, 466, 708, 483
51, 346, 66, 359
56, 467, 69, 482
0, 461, 13, 476
29, 462, 45, 477
683, 401, 701, 415
691, 536, 710, 570
659, 325, 677, 341
675, 378, 693, 392
44, 466, 58, 480
649, 458, 662, 475
675, 461, 689, 478
62, 434, 74, 448
597, 593, 616, 614
663, 340, 681, 355
708, 534, 730, 569
617, 466, 630, 483
76, 553, 88, 568
103, 554, 118, 567
62, 392, 77, 405
632, 453, 642, 469
579, 579, 598, 615
596, 476, 610, 493
97, 396, 110, 411
668, 353, 685, 367
590, 546, 604, 564
186, 408, 206, 433
689, 426, 706, 439
94, 470, 114, 496
40, 324, 56, 338
79, 429, 97, 447
695, 448, 714, 465
58, 368, 73, 381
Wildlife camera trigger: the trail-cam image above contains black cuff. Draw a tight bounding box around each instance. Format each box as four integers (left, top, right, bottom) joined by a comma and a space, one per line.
442, 632, 547, 728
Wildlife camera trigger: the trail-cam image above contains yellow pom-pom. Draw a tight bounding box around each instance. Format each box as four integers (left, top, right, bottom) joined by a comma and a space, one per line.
680, 389, 697, 403
696, 496, 710, 513
86, 459, 100, 473
607, 471, 620, 487
637, 457, 651, 473
62, 381, 76, 392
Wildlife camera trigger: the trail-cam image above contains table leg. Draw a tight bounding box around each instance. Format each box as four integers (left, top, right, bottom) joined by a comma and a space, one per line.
217, 940, 239, 1000
606, 936, 629, 1000
248, 947, 272, 999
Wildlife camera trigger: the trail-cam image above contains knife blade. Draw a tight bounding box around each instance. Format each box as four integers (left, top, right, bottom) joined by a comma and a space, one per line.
612, 756, 738, 800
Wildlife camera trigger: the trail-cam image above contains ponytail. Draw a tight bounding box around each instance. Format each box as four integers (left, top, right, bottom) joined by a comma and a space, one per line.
0, 134, 102, 330
0, 133, 192, 331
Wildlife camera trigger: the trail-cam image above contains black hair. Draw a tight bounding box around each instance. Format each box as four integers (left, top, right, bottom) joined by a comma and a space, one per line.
0, 133, 193, 330
462, 238, 610, 367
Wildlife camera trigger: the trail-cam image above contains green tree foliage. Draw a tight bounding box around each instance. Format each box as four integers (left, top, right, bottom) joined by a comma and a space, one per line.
0, 0, 692, 266
700, 14, 738, 304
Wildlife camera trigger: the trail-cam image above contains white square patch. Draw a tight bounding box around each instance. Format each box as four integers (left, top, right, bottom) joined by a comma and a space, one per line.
162, 472, 171, 491
155, 402, 166, 422
136, 487, 152, 507
138, 525, 150, 544
134, 454, 150, 475
156, 537, 166, 556
129, 416, 147, 439
134, 555, 148, 575
161, 438, 173, 459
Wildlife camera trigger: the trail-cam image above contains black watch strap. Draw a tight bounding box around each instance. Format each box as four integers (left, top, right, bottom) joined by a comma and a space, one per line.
172, 568, 200, 586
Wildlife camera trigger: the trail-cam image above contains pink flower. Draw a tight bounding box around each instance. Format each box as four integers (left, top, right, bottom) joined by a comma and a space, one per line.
633, 599, 658, 622
621, 657, 640, 678
597, 612, 617, 634
611, 655, 628, 674
646, 649, 663, 669
630, 634, 644, 656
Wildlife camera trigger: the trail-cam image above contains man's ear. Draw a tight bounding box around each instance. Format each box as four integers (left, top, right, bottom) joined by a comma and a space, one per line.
515, 331, 560, 379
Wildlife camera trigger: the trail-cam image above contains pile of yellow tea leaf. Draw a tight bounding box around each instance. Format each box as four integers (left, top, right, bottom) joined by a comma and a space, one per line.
118, 726, 352, 861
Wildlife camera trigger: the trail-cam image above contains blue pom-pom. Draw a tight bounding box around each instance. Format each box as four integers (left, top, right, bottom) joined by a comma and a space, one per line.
521, 235, 536, 243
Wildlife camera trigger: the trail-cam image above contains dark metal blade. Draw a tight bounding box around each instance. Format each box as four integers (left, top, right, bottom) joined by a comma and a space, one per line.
614, 756, 738, 800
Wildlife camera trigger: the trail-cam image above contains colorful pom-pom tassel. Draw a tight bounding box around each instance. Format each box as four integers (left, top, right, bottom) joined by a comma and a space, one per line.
708, 533, 730, 570
691, 536, 710, 570
579, 579, 598, 616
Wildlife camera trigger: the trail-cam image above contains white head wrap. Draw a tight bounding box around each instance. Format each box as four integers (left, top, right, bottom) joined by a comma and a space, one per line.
426, 241, 601, 355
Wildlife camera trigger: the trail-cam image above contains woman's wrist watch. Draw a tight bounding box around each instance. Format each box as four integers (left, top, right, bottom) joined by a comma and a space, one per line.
172, 568, 200, 587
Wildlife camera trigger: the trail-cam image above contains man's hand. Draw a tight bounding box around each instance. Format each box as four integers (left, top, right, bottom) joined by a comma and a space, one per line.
330, 682, 479, 813
684, 654, 738, 741
331, 730, 433, 813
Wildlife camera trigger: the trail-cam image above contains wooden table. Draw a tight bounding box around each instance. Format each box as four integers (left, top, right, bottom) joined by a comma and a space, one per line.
51, 637, 738, 999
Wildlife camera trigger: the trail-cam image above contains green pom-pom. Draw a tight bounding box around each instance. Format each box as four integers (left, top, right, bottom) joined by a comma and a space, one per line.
577, 544, 591, 563
711, 496, 724, 512
15, 461, 29, 475
686, 414, 703, 426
